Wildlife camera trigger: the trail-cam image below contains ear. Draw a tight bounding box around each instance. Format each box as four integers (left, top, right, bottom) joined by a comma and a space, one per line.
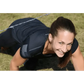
48, 34, 53, 43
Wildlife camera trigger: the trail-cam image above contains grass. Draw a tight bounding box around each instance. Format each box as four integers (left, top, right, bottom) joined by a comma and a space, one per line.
0, 13, 84, 71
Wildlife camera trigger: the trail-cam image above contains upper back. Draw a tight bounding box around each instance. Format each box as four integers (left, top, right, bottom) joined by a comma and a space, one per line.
9, 17, 49, 43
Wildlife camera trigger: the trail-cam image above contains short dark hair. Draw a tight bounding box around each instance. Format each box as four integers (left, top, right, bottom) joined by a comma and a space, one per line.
50, 17, 77, 68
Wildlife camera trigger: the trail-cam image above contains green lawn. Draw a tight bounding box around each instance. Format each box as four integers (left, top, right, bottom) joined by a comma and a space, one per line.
0, 13, 84, 71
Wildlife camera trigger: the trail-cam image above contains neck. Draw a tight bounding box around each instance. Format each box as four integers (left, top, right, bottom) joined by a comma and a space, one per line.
42, 40, 54, 54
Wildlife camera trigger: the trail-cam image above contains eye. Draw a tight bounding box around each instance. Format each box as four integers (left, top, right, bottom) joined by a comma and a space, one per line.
59, 42, 63, 44
68, 43, 72, 46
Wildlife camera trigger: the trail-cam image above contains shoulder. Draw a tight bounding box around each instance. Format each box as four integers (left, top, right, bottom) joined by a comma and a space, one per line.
28, 30, 48, 49
71, 38, 79, 54
20, 30, 49, 58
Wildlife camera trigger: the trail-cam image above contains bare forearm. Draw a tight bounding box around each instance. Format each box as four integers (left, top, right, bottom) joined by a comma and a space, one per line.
10, 62, 19, 71
10, 66, 19, 71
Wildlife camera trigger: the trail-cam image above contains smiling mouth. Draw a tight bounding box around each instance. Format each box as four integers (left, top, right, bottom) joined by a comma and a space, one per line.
59, 50, 65, 55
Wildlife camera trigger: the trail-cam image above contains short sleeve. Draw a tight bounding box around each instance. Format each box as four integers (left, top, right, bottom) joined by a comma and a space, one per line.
20, 44, 31, 58
20, 28, 49, 58
71, 38, 78, 54
20, 32, 45, 58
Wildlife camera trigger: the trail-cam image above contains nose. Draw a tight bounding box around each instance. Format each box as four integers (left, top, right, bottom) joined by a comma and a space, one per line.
62, 45, 68, 53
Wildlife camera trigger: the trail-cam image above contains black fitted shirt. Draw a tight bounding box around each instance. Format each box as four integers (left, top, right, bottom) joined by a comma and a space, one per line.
9, 18, 78, 58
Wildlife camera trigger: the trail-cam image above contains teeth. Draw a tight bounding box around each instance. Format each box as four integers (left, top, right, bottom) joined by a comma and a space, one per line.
59, 51, 64, 54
